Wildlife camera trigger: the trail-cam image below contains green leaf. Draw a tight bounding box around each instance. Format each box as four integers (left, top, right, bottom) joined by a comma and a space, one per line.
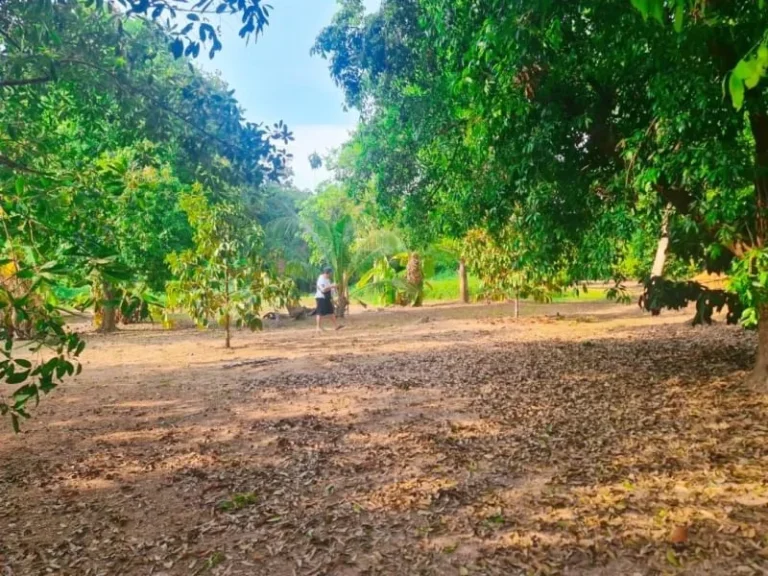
170, 38, 184, 59
729, 72, 745, 110
759, 45, 768, 66
12, 384, 37, 405
6, 371, 30, 385
630, 0, 649, 19
650, 0, 664, 23
673, 2, 684, 32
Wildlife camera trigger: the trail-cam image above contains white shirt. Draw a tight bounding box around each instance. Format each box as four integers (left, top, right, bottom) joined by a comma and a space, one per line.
315, 275, 331, 298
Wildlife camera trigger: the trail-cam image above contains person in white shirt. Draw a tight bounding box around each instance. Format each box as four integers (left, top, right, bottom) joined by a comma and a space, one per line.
315, 267, 341, 332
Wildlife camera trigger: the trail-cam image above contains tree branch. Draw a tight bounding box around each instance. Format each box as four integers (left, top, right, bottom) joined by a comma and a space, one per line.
0, 76, 53, 88
57, 58, 260, 159
0, 154, 49, 176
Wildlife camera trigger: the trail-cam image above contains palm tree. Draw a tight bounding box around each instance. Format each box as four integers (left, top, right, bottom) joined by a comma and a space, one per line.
303, 214, 406, 316
267, 210, 403, 317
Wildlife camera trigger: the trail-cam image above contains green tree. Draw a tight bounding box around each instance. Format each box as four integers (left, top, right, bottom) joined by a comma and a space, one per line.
1, 0, 271, 90
166, 189, 294, 348
316, 0, 768, 390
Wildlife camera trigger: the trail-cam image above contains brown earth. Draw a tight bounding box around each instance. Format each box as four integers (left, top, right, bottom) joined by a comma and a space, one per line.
2, 299, 768, 575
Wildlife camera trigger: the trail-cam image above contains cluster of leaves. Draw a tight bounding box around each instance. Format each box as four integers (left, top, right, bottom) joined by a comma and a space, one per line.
0, 258, 84, 432
639, 276, 744, 326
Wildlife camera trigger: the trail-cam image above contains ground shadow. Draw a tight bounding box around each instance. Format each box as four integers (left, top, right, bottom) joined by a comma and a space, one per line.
2, 318, 766, 575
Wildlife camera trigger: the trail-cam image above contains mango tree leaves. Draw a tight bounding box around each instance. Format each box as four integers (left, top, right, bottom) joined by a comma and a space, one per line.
728, 45, 768, 110
628, 0, 768, 109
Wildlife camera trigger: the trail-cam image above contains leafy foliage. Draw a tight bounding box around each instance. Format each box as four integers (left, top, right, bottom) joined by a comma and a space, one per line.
0, 257, 84, 433
0, 0, 290, 427
166, 190, 294, 348
639, 276, 743, 326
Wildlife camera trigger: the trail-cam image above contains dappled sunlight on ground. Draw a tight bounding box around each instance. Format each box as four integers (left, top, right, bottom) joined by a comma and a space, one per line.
2, 300, 767, 575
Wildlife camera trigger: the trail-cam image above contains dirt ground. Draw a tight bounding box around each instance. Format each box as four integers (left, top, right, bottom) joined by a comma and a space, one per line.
2, 299, 768, 576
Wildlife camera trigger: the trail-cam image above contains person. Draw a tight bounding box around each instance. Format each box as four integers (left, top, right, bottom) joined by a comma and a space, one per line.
315, 267, 342, 332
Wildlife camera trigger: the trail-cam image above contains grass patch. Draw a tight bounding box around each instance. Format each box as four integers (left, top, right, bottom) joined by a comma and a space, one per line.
424, 271, 481, 302
551, 286, 613, 303
299, 275, 613, 307
217, 492, 257, 512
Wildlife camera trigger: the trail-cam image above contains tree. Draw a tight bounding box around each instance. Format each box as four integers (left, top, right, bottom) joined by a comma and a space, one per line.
463, 227, 566, 318
0, 255, 85, 433
166, 189, 294, 348
309, 152, 323, 171
317, 0, 768, 390
0, 0, 271, 89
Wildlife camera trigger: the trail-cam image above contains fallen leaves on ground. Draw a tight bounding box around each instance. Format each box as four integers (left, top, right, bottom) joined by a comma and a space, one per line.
1, 309, 767, 576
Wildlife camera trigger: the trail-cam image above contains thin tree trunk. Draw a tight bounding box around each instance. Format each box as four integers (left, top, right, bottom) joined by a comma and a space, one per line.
101, 281, 117, 333
748, 112, 768, 390
224, 267, 231, 348
407, 252, 424, 307
649, 204, 672, 317
336, 272, 348, 318
514, 295, 520, 319
749, 305, 768, 391
651, 204, 672, 278
459, 259, 469, 303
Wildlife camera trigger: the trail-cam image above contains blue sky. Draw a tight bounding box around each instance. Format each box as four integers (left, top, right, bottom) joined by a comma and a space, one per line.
199, 0, 380, 190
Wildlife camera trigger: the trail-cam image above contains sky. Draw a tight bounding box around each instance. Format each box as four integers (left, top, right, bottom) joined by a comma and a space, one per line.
199, 0, 380, 191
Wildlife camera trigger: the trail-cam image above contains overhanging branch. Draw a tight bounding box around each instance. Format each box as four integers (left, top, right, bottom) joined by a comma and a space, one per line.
0, 76, 53, 88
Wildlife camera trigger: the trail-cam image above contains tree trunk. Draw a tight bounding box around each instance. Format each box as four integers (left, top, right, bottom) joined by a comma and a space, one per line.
335, 272, 348, 318
407, 252, 424, 307
459, 259, 469, 303
514, 295, 520, 319
748, 112, 768, 389
101, 282, 117, 333
651, 204, 672, 278
749, 305, 768, 390
224, 266, 231, 348
649, 204, 672, 317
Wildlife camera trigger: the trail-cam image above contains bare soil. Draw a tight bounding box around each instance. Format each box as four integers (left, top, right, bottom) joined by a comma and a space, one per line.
2, 299, 768, 575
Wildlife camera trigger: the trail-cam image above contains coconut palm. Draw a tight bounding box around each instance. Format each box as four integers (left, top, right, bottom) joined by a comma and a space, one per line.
266, 209, 404, 317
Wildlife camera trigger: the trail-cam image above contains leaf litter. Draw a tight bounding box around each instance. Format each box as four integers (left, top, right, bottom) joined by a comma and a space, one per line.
1, 302, 767, 575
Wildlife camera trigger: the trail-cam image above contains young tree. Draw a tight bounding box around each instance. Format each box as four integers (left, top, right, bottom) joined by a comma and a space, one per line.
463, 227, 566, 318
166, 189, 294, 348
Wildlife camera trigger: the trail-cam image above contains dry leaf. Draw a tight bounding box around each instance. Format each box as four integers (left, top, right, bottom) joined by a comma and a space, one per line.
669, 525, 688, 544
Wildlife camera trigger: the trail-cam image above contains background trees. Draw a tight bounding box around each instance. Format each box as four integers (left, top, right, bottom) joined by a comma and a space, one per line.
167, 190, 294, 348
